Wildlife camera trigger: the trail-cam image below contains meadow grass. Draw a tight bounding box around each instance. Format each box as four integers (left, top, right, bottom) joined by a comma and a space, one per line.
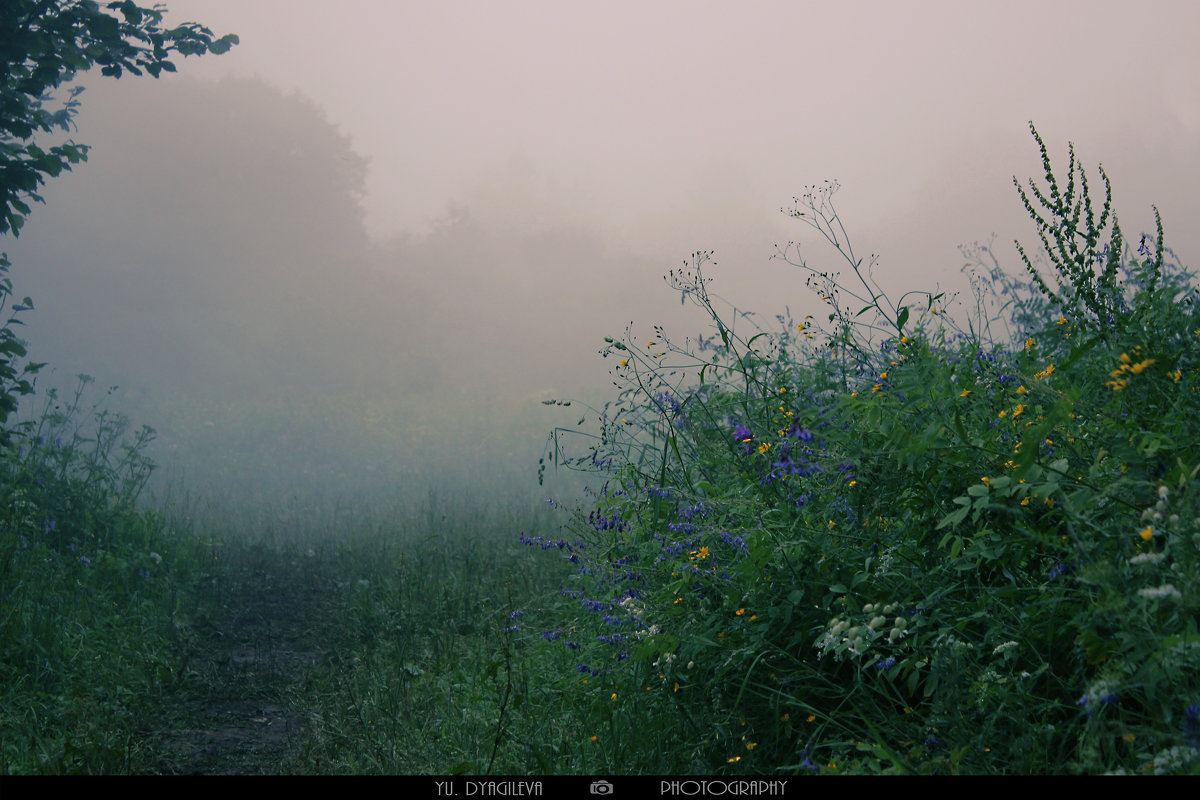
2, 125, 1199, 774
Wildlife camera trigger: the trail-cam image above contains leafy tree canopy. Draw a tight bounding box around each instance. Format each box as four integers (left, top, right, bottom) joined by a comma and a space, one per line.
0, 0, 238, 236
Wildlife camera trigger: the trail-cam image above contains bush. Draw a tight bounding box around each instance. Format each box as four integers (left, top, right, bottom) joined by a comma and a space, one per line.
523, 127, 1200, 775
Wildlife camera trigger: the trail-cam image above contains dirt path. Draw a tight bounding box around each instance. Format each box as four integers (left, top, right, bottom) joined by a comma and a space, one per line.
140, 559, 329, 774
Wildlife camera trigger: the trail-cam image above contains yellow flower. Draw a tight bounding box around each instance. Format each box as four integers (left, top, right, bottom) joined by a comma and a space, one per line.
1139, 526, 1154, 542
960, 389, 972, 397
1024, 338, 1035, 350
1017, 385, 1028, 395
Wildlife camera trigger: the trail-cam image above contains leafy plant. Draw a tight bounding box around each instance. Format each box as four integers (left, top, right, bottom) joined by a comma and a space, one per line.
523, 123, 1200, 775
1, 0, 238, 236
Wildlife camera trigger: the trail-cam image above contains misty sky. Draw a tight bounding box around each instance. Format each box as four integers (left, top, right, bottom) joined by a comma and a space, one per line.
160, 0, 1199, 279
5, 1, 1200, 499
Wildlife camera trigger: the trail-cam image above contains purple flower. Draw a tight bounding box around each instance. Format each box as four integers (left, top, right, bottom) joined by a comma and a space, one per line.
1183, 703, 1200, 747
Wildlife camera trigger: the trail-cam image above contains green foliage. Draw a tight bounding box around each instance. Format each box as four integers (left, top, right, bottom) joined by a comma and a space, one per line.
0, 253, 44, 439
1, 0, 238, 236
1013, 121, 1166, 338
0, 375, 198, 774
524, 126, 1200, 774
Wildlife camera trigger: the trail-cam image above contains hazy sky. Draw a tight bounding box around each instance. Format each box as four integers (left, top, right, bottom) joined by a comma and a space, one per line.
8, 1, 1200, 499
159, 0, 1199, 283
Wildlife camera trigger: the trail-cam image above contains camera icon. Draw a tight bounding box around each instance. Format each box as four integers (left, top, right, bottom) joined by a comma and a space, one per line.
590, 780, 614, 795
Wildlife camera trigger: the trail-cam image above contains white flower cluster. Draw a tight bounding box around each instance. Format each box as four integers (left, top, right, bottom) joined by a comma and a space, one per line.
1138, 584, 1183, 601
1141, 484, 1182, 529
815, 602, 908, 660
1149, 745, 1199, 775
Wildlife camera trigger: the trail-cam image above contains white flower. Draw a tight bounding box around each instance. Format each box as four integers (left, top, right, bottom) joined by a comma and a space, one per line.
1128, 552, 1165, 565
1138, 584, 1183, 601
992, 641, 1019, 654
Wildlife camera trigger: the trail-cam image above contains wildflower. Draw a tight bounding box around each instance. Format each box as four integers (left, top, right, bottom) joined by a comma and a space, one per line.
875, 656, 897, 671
1034, 364, 1055, 380
1130, 358, 1156, 374
1139, 526, 1154, 542
1024, 338, 1035, 350
1017, 385, 1028, 395
960, 389, 972, 397
1138, 584, 1182, 601
1183, 703, 1200, 746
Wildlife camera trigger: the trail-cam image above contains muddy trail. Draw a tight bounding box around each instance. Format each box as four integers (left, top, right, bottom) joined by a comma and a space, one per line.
139, 550, 334, 774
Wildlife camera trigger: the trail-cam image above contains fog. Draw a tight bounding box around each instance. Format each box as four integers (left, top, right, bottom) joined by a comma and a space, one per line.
5, 1, 1199, 507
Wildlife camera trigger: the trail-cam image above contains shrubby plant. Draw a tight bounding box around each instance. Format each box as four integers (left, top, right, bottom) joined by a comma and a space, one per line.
525, 125, 1200, 775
